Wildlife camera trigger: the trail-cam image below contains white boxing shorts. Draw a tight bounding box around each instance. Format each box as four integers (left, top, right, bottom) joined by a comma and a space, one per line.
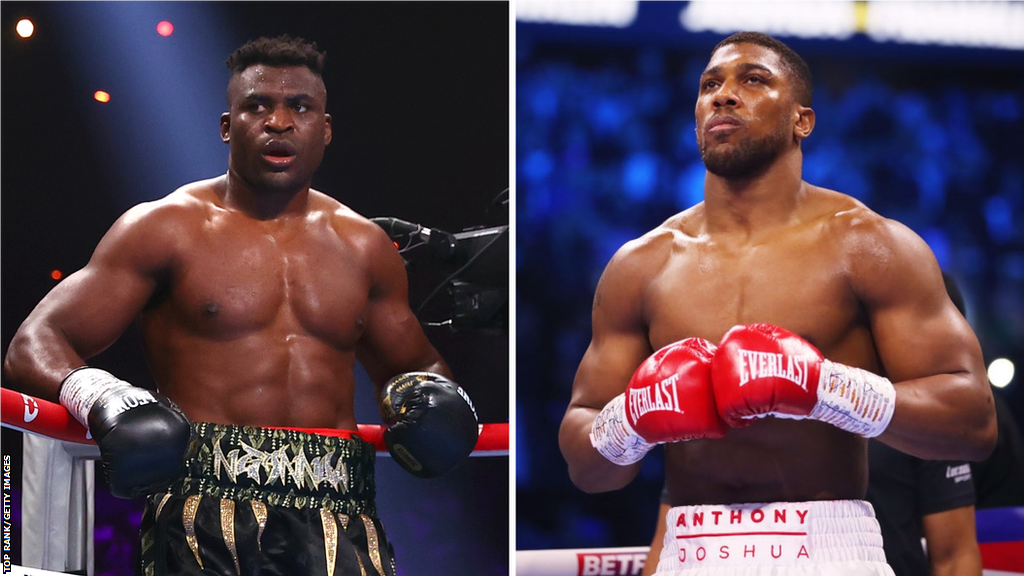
654, 500, 895, 576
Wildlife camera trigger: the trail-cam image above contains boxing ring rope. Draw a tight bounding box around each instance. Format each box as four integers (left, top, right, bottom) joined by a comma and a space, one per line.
5, 565, 71, 576
517, 507, 1024, 576
517, 546, 650, 576
0, 387, 509, 456
1, 387, 507, 575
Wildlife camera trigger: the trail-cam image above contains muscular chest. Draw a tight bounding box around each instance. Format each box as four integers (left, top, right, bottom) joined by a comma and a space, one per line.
164, 215, 368, 344
645, 233, 859, 354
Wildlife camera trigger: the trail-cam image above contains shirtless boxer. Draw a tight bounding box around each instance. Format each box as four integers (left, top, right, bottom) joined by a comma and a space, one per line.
559, 32, 996, 575
641, 274, 984, 576
3, 35, 477, 576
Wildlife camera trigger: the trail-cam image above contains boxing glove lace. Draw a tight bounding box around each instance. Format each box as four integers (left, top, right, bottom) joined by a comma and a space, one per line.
590, 338, 727, 466
60, 367, 193, 498
712, 323, 896, 437
380, 372, 479, 478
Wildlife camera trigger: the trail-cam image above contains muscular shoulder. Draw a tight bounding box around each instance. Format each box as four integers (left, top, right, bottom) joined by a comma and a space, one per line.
306, 190, 405, 295
612, 204, 706, 274
603, 220, 680, 289
595, 206, 702, 326
307, 189, 394, 255
93, 178, 223, 270
118, 179, 217, 228
810, 187, 927, 261
810, 186, 941, 304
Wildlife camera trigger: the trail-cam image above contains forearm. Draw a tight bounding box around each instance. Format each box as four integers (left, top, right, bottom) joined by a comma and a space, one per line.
927, 522, 983, 576
357, 319, 454, 386
3, 320, 87, 402
880, 372, 996, 461
930, 553, 982, 576
416, 357, 453, 380
559, 406, 641, 493
923, 506, 982, 576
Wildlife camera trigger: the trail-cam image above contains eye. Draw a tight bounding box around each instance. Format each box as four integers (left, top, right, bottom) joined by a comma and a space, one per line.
701, 80, 718, 90
293, 103, 309, 113
247, 102, 266, 113
746, 76, 764, 84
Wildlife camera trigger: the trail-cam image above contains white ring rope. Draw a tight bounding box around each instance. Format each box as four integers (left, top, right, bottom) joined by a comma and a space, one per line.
516, 547, 651, 576
5, 565, 74, 576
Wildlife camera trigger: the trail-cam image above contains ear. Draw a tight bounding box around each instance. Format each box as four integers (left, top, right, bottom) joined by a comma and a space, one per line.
220, 112, 231, 144
790, 105, 815, 141
323, 113, 333, 146
793, 105, 815, 141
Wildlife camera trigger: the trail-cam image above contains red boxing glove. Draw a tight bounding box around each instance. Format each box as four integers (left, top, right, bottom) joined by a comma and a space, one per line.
712, 324, 896, 438
591, 338, 727, 465
626, 338, 726, 442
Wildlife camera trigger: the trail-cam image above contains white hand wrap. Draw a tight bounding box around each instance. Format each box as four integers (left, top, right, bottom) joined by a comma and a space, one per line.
589, 393, 654, 465
59, 367, 133, 428
808, 360, 896, 438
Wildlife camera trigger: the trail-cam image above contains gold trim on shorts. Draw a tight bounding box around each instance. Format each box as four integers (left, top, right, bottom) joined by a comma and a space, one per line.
251, 500, 268, 552
361, 514, 385, 576
321, 508, 339, 576
182, 495, 203, 568
220, 498, 241, 574
155, 493, 173, 520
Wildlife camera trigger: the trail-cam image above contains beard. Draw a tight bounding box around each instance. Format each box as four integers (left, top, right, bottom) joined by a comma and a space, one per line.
700, 120, 791, 179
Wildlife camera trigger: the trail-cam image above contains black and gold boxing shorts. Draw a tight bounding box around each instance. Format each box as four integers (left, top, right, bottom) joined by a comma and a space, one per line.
140, 422, 395, 576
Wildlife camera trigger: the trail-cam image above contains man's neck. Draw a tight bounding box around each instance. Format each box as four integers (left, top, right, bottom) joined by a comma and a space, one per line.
702, 151, 807, 237
221, 172, 311, 221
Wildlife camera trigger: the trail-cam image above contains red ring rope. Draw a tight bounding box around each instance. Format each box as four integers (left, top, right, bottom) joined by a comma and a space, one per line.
0, 387, 508, 456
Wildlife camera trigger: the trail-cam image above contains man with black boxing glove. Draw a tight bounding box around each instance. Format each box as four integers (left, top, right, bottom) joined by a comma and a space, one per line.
4, 35, 477, 576
560, 31, 996, 576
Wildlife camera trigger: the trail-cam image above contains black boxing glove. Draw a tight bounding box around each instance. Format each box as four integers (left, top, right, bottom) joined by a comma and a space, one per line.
379, 372, 479, 478
60, 367, 193, 498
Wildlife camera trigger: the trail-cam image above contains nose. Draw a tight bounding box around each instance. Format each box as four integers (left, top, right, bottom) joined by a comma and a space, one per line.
265, 105, 294, 133
712, 79, 740, 109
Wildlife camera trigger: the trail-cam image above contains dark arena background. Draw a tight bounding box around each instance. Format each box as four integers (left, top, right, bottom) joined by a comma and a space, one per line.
515, 0, 1024, 564
1, 2, 508, 575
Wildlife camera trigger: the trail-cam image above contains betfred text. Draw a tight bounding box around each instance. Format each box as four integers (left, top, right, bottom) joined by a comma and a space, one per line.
577, 551, 645, 576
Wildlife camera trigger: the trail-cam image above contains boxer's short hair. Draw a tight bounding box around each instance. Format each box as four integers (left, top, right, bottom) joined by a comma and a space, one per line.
226, 34, 326, 78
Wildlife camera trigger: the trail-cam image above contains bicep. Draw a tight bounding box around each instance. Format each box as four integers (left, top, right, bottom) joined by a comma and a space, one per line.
355, 236, 447, 389
569, 330, 652, 413
560, 258, 653, 446
31, 260, 157, 358
568, 249, 656, 412
5, 208, 167, 395
55, 209, 171, 354
854, 221, 983, 383
557, 236, 667, 490
851, 218, 994, 458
